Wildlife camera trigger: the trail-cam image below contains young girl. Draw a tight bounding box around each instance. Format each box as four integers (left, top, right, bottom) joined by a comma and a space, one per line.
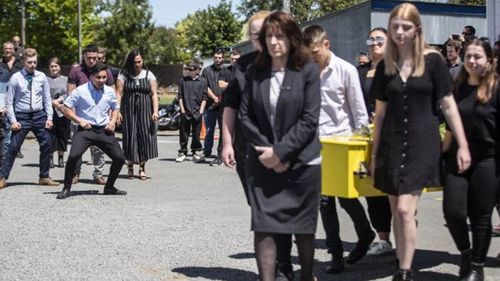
443, 39, 499, 281
369, 3, 471, 280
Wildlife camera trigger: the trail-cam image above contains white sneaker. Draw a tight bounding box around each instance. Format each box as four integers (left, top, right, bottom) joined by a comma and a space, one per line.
175, 153, 187, 162
366, 240, 393, 256
192, 152, 205, 163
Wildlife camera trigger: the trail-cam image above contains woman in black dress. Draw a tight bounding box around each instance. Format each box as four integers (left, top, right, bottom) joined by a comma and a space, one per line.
239, 12, 321, 281
442, 39, 499, 281
369, 3, 471, 280
116, 50, 159, 180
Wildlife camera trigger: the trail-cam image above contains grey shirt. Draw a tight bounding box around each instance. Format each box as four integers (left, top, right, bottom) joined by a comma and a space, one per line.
47, 75, 68, 99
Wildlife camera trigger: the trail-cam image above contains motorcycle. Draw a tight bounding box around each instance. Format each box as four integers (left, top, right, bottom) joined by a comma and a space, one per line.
158, 97, 181, 131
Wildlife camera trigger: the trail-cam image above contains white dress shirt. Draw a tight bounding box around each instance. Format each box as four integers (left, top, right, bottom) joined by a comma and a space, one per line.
319, 51, 368, 136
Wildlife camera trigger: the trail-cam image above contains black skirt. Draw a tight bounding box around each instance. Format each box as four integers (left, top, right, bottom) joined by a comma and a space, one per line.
246, 161, 320, 234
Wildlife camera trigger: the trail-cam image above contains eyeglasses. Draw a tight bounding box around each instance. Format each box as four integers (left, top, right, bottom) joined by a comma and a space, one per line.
366, 36, 385, 46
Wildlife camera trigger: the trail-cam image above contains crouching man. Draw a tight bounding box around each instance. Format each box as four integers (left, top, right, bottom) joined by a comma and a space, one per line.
55, 63, 126, 199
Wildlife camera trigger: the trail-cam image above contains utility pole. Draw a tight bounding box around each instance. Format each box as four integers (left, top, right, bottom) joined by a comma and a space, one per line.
283, 0, 290, 13
21, 0, 26, 46
78, 0, 82, 63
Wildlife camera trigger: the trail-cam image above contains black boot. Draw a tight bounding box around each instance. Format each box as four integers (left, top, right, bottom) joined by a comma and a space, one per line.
392, 269, 413, 281
459, 249, 472, 279
460, 263, 484, 281
58, 155, 64, 168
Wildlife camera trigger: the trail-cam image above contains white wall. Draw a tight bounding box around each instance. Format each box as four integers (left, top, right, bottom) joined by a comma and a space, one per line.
487, 0, 500, 42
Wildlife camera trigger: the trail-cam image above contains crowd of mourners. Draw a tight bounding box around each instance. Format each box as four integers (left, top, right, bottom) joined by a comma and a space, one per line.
1, 3, 500, 281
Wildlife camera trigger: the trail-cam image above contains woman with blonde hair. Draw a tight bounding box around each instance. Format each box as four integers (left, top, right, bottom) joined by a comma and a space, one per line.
369, 3, 471, 280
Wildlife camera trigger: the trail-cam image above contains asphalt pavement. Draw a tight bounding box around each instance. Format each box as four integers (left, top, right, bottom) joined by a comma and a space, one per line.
0, 131, 500, 281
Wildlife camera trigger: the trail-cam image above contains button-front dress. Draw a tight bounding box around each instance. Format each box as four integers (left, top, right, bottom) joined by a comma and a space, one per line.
370, 53, 452, 195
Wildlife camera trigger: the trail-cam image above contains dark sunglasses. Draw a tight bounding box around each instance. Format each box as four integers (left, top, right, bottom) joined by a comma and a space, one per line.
366, 36, 385, 46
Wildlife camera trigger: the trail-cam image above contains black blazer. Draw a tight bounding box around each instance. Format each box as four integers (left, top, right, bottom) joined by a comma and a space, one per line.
239, 61, 321, 170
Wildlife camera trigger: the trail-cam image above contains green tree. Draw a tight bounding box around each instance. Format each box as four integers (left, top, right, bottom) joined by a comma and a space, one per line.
0, 0, 98, 65
178, 0, 242, 58
93, 0, 154, 66
143, 26, 185, 65
237, 0, 366, 23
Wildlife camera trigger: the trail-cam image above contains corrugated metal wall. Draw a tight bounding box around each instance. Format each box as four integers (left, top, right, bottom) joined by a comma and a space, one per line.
232, 1, 487, 65
371, 12, 487, 46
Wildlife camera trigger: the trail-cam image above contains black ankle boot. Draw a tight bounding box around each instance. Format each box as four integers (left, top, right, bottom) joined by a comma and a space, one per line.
460, 263, 484, 281
392, 269, 413, 281
459, 249, 472, 278
58, 156, 64, 168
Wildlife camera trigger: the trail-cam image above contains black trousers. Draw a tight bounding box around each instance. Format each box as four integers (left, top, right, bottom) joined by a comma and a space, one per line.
64, 127, 125, 189
443, 157, 498, 264
366, 196, 392, 233
178, 114, 202, 154
320, 196, 374, 256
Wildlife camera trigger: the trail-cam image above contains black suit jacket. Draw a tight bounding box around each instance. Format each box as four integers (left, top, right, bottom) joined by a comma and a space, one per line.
239, 61, 321, 171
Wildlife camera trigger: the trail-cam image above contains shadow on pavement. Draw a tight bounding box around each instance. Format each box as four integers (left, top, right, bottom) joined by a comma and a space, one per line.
172, 266, 257, 281
3, 181, 40, 187
229, 252, 254, 259
43, 190, 100, 197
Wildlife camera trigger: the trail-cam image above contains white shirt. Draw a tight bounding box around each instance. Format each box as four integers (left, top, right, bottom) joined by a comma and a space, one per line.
117, 69, 156, 82
318, 51, 368, 136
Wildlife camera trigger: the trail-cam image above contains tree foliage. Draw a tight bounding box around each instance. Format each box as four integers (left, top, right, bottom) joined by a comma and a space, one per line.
0, 0, 98, 65
142, 26, 185, 65
177, 0, 242, 59
236, 0, 366, 23
93, 0, 155, 67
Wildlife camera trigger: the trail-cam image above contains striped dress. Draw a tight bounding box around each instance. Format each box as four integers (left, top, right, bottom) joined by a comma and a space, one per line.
120, 70, 158, 162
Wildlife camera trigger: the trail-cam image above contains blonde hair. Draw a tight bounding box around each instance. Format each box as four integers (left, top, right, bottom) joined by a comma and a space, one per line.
23, 48, 37, 60
384, 3, 435, 77
247, 10, 271, 37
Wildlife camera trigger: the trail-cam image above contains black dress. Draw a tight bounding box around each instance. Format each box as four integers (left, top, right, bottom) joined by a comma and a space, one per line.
370, 53, 452, 195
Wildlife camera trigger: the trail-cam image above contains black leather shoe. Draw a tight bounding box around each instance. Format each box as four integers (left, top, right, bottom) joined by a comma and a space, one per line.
209, 157, 222, 166
56, 188, 71, 199
103, 187, 127, 195
392, 269, 413, 281
326, 255, 344, 274
460, 264, 484, 281
275, 262, 294, 281
346, 232, 376, 264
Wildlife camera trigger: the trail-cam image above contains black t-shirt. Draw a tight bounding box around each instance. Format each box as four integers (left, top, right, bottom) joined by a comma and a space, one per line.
178, 76, 208, 119
448, 82, 500, 163
201, 64, 225, 109
0, 57, 23, 78
223, 51, 258, 109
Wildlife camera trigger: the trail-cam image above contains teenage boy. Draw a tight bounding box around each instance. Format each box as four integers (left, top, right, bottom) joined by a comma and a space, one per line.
176, 61, 208, 162
303, 25, 375, 274
0, 48, 59, 188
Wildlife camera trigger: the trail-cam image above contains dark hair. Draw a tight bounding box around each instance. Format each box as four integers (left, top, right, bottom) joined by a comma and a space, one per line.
256, 11, 309, 70
213, 48, 225, 56
83, 44, 98, 54
303, 24, 328, 47
231, 48, 241, 56
90, 63, 108, 75
464, 25, 476, 36
369, 27, 387, 34
121, 50, 145, 78
455, 39, 498, 103
48, 57, 61, 66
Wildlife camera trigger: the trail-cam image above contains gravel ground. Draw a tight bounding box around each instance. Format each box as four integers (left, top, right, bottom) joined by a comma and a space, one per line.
0, 132, 500, 281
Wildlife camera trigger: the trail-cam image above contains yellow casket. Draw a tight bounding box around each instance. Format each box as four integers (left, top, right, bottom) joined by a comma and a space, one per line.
320, 136, 441, 198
